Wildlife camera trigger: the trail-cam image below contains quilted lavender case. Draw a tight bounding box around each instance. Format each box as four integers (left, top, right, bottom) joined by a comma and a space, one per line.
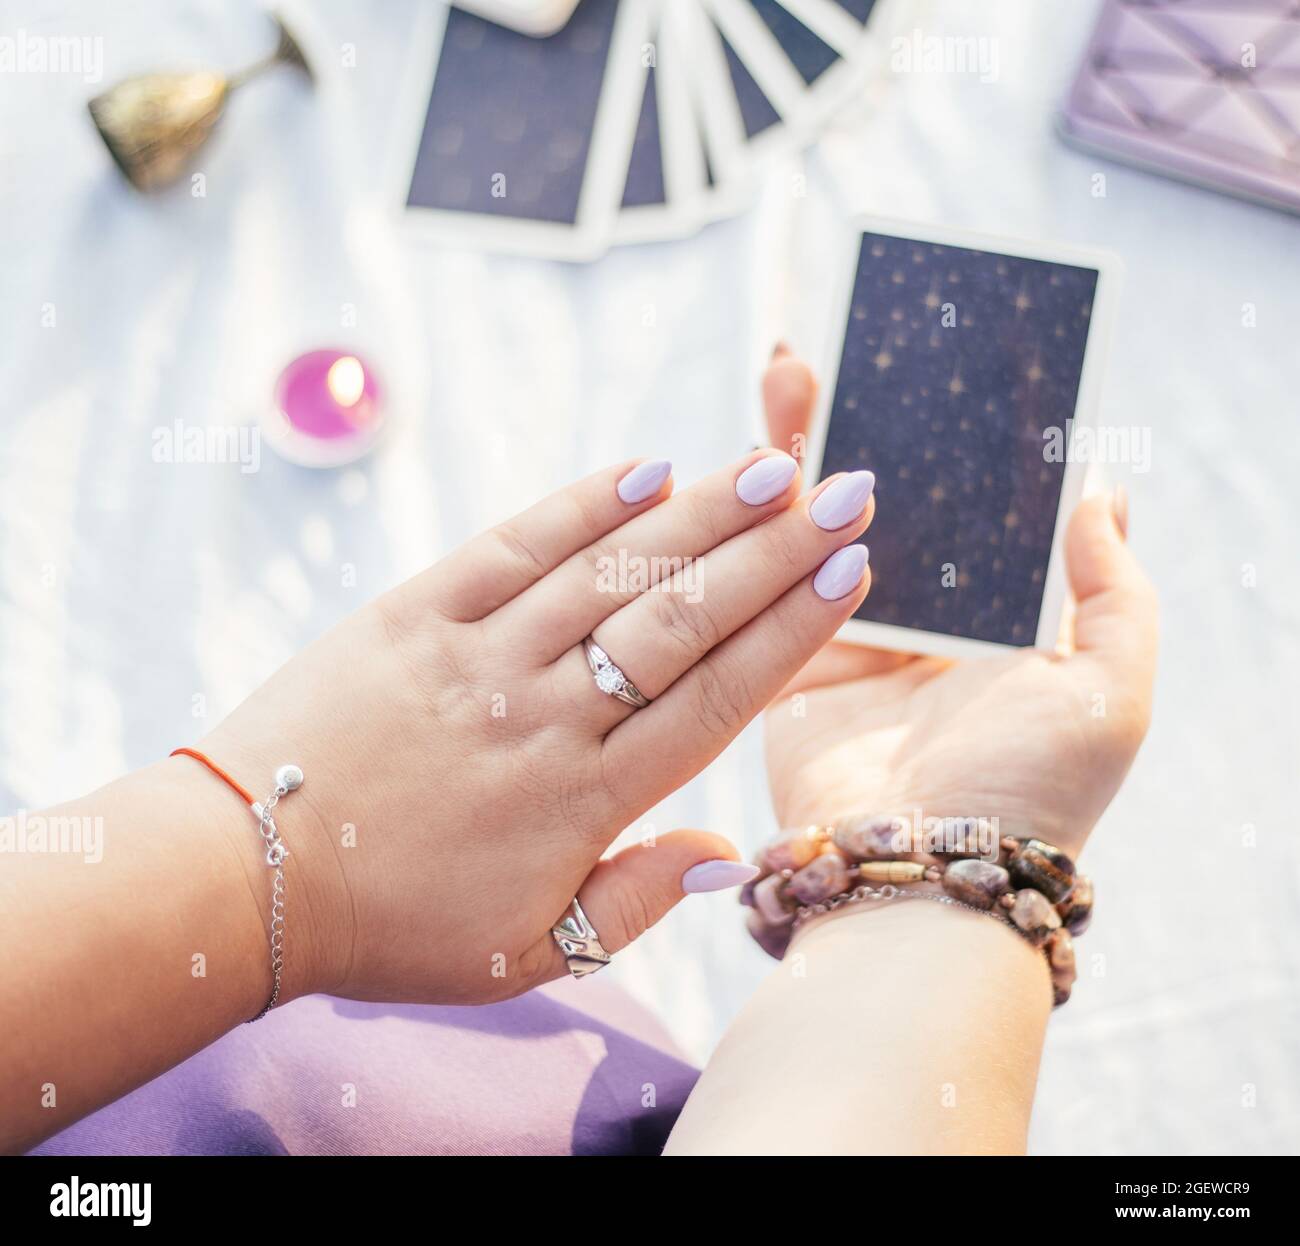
1059, 0, 1300, 215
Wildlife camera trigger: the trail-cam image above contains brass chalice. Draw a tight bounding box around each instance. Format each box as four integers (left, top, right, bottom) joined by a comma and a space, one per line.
88, 13, 313, 192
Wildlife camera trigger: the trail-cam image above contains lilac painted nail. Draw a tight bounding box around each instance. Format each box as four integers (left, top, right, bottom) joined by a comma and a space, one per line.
617, 459, 672, 504
813, 544, 869, 601
735, 453, 798, 506
682, 860, 762, 894
810, 470, 875, 531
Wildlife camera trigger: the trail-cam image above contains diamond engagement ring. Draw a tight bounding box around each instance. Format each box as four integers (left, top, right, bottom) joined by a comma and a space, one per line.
551, 895, 612, 978
582, 636, 651, 709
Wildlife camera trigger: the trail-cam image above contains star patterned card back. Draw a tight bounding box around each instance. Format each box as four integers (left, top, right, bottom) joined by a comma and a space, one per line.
407, 0, 620, 225
819, 233, 1099, 646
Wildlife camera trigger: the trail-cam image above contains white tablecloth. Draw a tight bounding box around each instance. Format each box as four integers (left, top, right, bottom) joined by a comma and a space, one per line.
2, 0, 1296, 1154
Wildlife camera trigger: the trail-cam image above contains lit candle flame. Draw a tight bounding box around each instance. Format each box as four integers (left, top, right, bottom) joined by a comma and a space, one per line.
326, 355, 366, 408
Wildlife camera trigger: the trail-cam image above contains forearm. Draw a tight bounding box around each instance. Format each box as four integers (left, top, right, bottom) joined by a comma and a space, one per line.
665, 900, 1052, 1155
0, 755, 321, 1153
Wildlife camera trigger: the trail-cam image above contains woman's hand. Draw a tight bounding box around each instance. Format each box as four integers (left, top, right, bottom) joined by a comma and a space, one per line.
667, 354, 1159, 1157
5, 431, 882, 1151
199, 445, 877, 1006
760, 351, 1158, 858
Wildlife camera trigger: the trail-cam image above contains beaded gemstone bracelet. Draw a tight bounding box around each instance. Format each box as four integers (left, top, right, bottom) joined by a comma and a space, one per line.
741, 817, 1092, 1006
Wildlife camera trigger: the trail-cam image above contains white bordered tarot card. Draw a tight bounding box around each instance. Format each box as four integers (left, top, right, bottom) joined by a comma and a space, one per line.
395, 0, 652, 261
805, 217, 1121, 661
452, 0, 582, 37
669, 0, 758, 214
764, 0, 889, 120
699, 0, 799, 162
612, 0, 708, 244
655, 0, 758, 225
704, 0, 878, 154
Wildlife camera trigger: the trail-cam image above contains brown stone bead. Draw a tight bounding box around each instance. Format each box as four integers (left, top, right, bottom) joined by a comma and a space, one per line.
832, 815, 908, 861
1046, 927, 1076, 974
762, 829, 822, 874
941, 859, 1011, 910
788, 851, 853, 905
1009, 889, 1062, 947
752, 873, 796, 927
858, 860, 927, 883
929, 823, 989, 859
746, 909, 791, 959
1046, 928, 1077, 1005
1056, 874, 1094, 935
1007, 838, 1076, 904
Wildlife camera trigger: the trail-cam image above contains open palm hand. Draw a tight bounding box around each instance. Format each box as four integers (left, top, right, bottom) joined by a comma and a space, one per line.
760, 351, 1157, 858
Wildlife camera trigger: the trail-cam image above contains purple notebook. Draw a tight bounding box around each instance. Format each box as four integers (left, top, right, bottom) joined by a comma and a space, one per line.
1059, 0, 1300, 215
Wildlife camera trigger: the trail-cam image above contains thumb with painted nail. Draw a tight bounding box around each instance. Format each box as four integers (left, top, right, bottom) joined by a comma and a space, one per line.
532, 832, 758, 981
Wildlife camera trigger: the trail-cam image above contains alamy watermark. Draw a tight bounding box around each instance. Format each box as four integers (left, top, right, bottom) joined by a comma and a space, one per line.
0, 29, 103, 83
50, 1177, 151, 1227
891, 29, 1000, 84
878, 811, 1001, 860
595, 551, 704, 604
152, 419, 261, 474
1043, 419, 1151, 473
0, 809, 103, 863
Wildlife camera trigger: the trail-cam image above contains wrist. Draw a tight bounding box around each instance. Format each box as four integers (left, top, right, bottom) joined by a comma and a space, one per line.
784, 898, 1055, 1036
170, 745, 344, 1006
677, 898, 1052, 1156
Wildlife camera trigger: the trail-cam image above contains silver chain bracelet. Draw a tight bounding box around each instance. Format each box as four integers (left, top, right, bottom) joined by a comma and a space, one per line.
793, 881, 1030, 943
247, 763, 303, 1022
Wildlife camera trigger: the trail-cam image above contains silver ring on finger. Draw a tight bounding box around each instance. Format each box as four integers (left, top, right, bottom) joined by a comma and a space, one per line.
551, 895, 612, 977
582, 636, 651, 710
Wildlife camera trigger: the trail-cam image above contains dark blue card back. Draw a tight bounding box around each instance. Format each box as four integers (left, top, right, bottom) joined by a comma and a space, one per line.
747, 0, 840, 85
622, 62, 665, 208
820, 234, 1099, 646
407, 0, 620, 225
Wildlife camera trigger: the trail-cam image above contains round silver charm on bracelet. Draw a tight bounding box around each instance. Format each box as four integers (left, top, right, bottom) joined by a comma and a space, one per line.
582, 636, 651, 709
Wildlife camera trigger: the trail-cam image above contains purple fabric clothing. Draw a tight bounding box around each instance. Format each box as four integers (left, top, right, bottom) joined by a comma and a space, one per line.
31, 979, 699, 1156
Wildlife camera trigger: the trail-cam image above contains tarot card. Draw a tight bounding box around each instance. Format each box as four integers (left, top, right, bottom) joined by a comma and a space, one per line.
805, 217, 1121, 659
764, 0, 886, 116
705, 0, 805, 149
397, 0, 653, 260
704, 0, 882, 149
613, 0, 708, 243
452, 0, 582, 37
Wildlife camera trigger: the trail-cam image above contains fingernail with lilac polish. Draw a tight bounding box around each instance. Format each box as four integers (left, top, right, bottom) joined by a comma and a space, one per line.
617, 459, 672, 504
682, 860, 761, 894
810, 470, 875, 531
814, 544, 869, 601
735, 453, 798, 506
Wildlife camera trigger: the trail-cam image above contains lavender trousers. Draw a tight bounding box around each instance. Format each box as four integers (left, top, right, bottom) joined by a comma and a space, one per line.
30, 978, 700, 1156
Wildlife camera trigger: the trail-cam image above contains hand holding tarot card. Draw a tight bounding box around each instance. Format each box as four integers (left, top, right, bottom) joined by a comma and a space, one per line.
806, 218, 1120, 660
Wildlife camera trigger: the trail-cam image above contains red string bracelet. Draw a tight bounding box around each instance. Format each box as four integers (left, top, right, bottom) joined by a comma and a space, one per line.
170, 747, 256, 806
171, 747, 304, 1020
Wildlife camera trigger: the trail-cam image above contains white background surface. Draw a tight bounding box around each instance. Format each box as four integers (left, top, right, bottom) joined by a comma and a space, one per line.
1, 0, 1296, 1154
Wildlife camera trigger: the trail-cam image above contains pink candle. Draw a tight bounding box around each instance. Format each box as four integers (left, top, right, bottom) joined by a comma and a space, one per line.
267, 349, 384, 467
